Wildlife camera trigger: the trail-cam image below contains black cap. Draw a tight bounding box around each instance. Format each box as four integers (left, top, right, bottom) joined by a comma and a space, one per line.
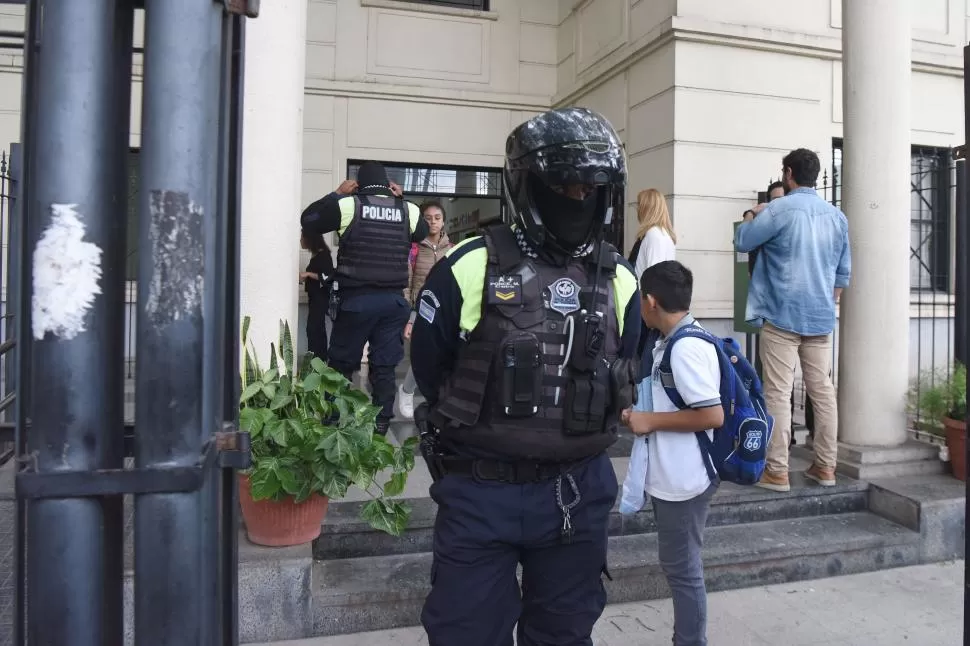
356, 161, 388, 188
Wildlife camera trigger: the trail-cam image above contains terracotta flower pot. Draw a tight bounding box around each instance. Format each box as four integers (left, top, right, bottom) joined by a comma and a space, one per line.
942, 416, 967, 482
238, 474, 329, 547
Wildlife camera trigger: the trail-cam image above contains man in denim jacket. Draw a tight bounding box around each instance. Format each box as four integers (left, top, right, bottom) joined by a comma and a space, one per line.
734, 148, 851, 492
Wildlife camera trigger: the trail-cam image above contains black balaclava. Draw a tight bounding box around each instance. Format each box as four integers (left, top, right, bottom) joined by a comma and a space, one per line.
357, 161, 389, 189
529, 174, 598, 253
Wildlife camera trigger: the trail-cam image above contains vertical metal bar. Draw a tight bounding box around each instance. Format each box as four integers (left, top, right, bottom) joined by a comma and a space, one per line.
962, 42, 970, 646
956, 157, 967, 366
13, 10, 38, 646
8, 140, 23, 646
134, 0, 223, 644
22, 0, 131, 644
221, 16, 246, 644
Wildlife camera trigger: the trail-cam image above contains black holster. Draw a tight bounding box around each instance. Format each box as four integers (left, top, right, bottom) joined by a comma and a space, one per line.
414, 403, 445, 482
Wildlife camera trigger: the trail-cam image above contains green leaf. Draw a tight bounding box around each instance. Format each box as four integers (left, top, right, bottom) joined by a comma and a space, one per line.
313, 462, 351, 499
261, 368, 279, 384
276, 467, 301, 496
269, 342, 279, 372
383, 471, 407, 498
360, 499, 410, 536
261, 384, 277, 401
239, 407, 265, 435
341, 387, 371, 409
280, 320, 295, 377
302, 371, 322, 393
240, 382, 263, 405
249, 467, 282, 501
351, 467, 373, 492
317, 427, 354, 466
242, 315, 251, 347
298, 352, 314, 379
394, 439, 417, 473
268, 421, 288, 447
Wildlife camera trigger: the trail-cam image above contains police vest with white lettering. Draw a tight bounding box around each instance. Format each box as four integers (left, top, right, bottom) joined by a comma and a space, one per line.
431, 225, 623, 462
336, 194, 412, 290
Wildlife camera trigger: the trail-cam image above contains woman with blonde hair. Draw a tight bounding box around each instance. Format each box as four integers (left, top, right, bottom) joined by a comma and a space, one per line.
630, 188, 676, 279
628, 189, 677, 376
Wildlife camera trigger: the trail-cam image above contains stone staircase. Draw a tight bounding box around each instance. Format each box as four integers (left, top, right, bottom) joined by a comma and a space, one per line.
302, 452, 942, 639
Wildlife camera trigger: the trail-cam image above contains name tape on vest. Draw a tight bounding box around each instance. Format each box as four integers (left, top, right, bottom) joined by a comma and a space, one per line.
362, 205, 404, 223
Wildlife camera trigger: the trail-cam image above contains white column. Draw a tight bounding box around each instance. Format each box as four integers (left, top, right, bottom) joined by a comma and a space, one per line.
837, 0, 911, 446
239, 0, 307, 358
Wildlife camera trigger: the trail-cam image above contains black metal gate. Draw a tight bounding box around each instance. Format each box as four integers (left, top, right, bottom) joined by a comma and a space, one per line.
8, 1, 259, 644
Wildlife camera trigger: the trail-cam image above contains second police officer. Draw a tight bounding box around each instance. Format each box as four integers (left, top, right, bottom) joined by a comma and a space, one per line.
301, 161, 429, 436
411, 108, 641, 646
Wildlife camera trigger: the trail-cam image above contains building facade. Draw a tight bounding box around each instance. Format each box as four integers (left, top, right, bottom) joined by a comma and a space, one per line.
0, 0, 964, 448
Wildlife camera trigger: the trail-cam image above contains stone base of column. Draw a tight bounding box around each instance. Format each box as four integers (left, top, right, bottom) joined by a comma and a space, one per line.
793, 441, 945, 480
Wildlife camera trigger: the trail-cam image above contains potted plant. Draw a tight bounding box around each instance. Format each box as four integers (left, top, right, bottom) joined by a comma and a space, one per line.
238, 316, 418, 546
909, 363, 967, 481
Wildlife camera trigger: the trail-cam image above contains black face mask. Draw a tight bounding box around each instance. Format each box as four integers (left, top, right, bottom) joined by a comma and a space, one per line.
530, 176, 598, 251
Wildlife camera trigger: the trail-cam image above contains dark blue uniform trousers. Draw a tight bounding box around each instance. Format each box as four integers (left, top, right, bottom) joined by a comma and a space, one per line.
421, 451, 618, 646
327, 292, 410, 421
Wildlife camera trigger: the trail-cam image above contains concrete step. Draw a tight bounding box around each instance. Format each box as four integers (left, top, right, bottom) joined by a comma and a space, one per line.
309, 510, 921, 636
314, 454, 867, 560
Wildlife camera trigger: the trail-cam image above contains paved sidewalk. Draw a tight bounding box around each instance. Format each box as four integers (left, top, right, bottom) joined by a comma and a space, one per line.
257, 562, 964, 646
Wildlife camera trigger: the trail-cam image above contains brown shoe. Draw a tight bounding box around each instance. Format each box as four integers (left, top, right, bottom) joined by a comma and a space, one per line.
756, 471, 791, 493
805, 464, 836, 487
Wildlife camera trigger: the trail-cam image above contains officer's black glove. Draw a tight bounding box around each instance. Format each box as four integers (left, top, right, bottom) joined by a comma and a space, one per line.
414, 402, 432, 437
608, 357, 639, 413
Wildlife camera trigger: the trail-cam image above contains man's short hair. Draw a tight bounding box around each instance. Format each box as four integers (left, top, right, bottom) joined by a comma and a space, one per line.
767, 180, 785, 195
782, 148, 821, 187
640, 260, 693, 313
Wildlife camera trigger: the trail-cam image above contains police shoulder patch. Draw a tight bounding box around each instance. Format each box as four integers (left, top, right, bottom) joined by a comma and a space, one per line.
419, 298, 436, 324
487, 274, 522, 305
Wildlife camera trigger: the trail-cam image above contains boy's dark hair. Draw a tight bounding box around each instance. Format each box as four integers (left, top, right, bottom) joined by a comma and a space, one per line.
419, 199, 447, 220
640, 260, 693, 312
782, 148, 821, 187
766, 180, 784, 195
301, 229, 330, 255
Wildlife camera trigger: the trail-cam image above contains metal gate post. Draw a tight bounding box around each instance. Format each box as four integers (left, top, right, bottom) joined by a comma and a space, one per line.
218, 14, 247, 646
134, 0, 225, 643
20, 0, 133, 644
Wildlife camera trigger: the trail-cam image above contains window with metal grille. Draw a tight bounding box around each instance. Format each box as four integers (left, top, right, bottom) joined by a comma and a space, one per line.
400, 0, 490, 10
831, 140, 953, 294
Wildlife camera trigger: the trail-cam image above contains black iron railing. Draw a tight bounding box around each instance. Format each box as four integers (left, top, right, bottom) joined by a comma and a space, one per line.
0, 150, 18, 465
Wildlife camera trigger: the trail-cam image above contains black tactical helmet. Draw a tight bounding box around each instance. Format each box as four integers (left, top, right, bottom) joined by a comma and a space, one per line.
503, 107, 626, 255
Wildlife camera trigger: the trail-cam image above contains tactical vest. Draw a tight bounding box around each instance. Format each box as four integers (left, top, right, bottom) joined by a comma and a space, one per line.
432, 225, 622, 462
336, 194, 411, 289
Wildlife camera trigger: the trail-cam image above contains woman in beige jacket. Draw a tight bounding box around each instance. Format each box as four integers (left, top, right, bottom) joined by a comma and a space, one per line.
397, 200, 453, 419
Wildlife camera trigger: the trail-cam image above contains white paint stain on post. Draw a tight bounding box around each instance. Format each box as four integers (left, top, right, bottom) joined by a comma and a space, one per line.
32, 204, 103, 341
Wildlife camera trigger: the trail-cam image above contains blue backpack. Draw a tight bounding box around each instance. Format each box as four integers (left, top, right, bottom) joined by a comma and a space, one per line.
656, 325, 774, 486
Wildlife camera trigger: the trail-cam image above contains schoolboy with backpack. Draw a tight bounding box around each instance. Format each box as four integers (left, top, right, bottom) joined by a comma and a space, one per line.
621, 260, 773, 646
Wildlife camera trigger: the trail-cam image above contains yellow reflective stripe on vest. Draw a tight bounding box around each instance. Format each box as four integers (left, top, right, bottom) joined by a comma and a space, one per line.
449, 238, 637, 337
611, 262, 638, 338
406, 202, 421, 235
446, 237, 489, 333
337, 196, 355, 237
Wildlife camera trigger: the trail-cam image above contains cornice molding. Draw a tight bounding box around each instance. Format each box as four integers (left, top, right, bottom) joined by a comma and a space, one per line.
555, 14, 963, 106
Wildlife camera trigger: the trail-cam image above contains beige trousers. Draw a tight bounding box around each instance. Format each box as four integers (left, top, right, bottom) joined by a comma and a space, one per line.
760, 323, 839, 474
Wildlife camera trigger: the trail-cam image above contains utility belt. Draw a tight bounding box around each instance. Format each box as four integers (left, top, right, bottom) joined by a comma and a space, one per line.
429, 454, 588, 484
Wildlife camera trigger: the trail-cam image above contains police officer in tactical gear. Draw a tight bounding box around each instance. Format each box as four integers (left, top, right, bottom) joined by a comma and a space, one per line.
301, 161, 429, 435
411, 108, 641, 646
